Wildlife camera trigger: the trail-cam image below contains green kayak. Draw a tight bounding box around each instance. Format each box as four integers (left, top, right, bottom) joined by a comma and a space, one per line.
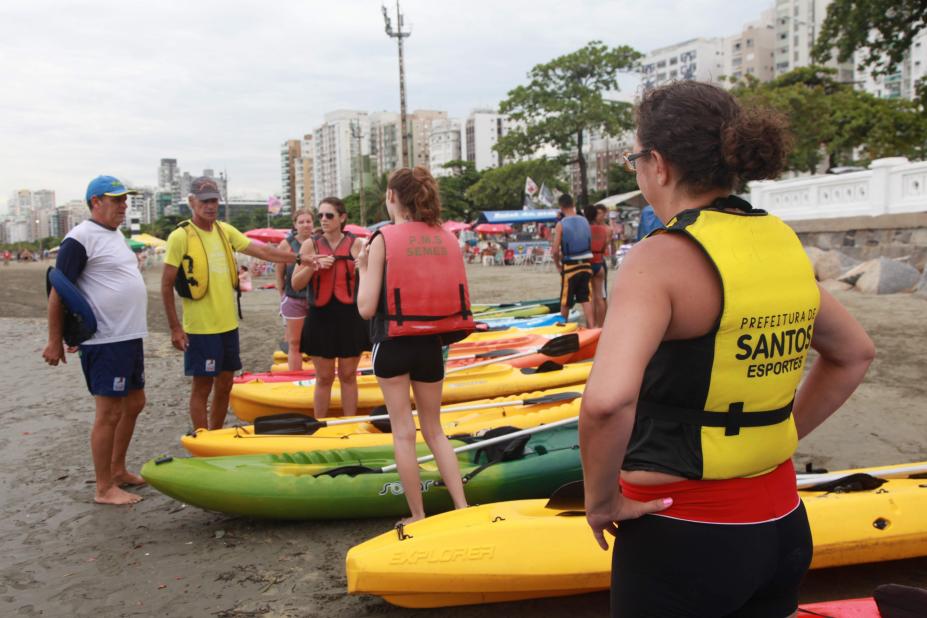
141, 423, 580, 520
471, 297, 561, 315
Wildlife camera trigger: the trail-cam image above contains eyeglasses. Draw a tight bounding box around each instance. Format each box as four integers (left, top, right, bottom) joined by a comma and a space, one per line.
319, 212, 337, 220
622, 149, 652, 172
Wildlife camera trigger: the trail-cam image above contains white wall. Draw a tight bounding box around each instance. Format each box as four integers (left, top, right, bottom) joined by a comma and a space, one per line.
749, 157, 927, 220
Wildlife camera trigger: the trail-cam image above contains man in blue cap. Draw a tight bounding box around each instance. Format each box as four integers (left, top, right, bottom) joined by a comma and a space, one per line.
43, 175, 148, 506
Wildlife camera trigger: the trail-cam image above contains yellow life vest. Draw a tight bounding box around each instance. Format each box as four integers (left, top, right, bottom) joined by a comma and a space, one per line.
624, 196, 820, 481
173, 220, 239, 300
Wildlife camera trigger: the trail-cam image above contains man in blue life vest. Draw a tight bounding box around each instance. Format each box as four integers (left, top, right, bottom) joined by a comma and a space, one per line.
161, 177, 300, 431
637, 204, 665, 240
550, 193, 595, 325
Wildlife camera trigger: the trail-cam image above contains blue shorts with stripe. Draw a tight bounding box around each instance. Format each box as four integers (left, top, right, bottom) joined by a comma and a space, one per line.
184, 329, 242, 377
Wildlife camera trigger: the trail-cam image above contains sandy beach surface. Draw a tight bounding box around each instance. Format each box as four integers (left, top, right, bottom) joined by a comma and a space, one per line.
1, 258, 925, 617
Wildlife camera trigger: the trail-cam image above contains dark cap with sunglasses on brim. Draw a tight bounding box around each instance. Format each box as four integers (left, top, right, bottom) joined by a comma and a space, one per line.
190, 176, 222, 201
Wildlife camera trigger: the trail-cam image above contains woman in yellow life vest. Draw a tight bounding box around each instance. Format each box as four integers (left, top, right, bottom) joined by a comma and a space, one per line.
579, 82, 875, 618
275, 208, 315, 371
290, 198, 370, 418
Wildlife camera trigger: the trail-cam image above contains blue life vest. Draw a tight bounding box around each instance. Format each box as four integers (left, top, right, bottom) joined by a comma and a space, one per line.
560, 215, 592, 261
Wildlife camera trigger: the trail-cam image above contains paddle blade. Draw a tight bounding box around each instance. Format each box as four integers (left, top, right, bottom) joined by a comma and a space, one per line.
538, 333, 580, 358
804, 473, 887, 493
254, 413, 323, 435
545, 480, 585, 511
522, 391, 583, 406
369, 417, 392, 433
521, 361, 565, 374
315, 464, 379, 478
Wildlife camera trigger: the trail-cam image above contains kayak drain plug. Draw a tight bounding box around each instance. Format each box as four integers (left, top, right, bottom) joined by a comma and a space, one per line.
155, 456, 174, 465
872, 517, 889, 530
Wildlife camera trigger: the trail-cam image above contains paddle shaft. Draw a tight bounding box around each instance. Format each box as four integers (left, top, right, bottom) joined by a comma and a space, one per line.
473, 303, 543, 317
380, 415, 579, 473
445, 333, 579, 374
319, 391, 582, 428
796, 462, 927, 489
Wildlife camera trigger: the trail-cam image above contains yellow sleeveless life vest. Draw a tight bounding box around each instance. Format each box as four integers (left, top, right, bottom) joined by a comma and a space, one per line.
173, 220, 239, 300
623, 196, 820, 480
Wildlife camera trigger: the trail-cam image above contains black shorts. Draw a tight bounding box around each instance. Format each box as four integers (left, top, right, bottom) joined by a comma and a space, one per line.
560, 261, 592, 308
611, 503, 813, 618
371, 336, 444, 383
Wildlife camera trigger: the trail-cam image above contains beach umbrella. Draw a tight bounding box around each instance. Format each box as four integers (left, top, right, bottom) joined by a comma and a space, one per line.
131, 233, 167, 248
244, 228, 290, 244
442, 220, 470, 234
366, 220, 391, 233
344, 224, 371, 237
125, 238, 146, 252
472, 223, 513, 235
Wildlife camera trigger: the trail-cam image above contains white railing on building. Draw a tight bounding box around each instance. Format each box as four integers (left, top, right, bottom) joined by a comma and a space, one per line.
748, 157, 927, 220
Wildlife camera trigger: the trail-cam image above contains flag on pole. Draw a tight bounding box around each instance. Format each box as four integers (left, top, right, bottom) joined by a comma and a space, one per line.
537, 183, 555, 207
524, 176, 539, 197
267, 195, 283, 215
523, 194, 535, 210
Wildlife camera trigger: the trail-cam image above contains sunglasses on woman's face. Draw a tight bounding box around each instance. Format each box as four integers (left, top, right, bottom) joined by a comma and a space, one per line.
319, 212, 337, 220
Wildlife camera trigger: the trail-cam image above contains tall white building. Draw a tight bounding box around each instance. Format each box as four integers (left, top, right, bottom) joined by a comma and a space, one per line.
32, 189, 56, 211
312, 110, 370, 203
640, 38, 727, 90
294, 134, 314, 212
855, 29, 927, 100
408, 110, 448, 170
465, 109, 510, 171
772, 0, 854, 80
428, 118, 463, 177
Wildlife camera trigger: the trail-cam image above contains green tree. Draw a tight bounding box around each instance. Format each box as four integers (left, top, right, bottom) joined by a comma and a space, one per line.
495, 41, 641, 208
813, 0, 927, 81
344, 172, 389, 226
465, 158, 568, 211
437, 160, 482, 221
147, 215, 183, 239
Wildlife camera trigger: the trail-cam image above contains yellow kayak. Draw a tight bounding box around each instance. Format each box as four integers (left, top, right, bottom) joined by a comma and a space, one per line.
270, 323, 579, 364
182, 386, 584, 456
230, 362, 592, 422
346, 461, 927, 608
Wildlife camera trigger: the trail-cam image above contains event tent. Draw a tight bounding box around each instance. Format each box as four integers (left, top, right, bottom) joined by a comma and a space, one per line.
475, 210, 559, 224
442, 220, 471, 233
244, 228, 289, 244
472, 223, 514, 235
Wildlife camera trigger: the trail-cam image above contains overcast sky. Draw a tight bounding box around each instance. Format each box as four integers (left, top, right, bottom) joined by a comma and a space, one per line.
1, 0, 773, 205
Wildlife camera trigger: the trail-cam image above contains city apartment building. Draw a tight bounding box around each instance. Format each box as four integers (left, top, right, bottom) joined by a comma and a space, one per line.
369, 111, 402, 176
408, 110, 448, 170
640, 38, 727, 90
465, 109, 510, 171
280, 139, 302, 214
723, 9, 776, 83
312, 110, 370, 203
428, 118, 463, 177
294, 134, 314, 212
772, 0, 853, 81
855, 29, 927, 100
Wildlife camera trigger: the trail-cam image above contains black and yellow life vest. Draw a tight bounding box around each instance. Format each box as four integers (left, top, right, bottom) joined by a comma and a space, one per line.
623, 196, 820, 481
173, 220, 239, 300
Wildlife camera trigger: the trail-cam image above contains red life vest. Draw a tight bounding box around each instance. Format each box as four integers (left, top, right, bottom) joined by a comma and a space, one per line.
308, 232, 357, 307
374, 222, 474, 339
590, 224, 609, 264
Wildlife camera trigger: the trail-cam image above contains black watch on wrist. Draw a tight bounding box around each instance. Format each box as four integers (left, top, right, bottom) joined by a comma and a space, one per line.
294, 254, 302, 266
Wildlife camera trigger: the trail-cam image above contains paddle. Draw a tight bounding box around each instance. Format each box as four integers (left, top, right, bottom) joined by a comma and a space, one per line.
316, 415, 579, 477
796, 462, 927, 489
252, 390, 583, 435
473, 303, 544, 317
444, 333, 580, 374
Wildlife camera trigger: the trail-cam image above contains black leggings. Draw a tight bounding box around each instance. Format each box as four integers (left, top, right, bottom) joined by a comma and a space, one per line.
611, 503, 813, 618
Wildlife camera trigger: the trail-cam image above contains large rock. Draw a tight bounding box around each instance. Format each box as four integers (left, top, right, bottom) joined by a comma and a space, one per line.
916, 268, 927, 299
804, 246, 827, 279
815, 250, 860, 281
838, 257, 921, 294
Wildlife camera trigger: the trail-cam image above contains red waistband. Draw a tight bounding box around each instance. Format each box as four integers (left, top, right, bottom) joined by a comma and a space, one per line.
619, 460, 799, 524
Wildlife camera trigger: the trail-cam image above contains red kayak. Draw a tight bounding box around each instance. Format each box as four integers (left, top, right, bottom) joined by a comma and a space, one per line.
798, 597, 877, 617
236, 329, 601, 384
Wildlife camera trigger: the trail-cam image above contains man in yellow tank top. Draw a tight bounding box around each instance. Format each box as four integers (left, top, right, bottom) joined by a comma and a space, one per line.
161, 177, 299, 430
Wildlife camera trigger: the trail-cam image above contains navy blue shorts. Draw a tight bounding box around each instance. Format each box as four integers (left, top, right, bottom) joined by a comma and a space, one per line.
79, 339, 145, 397
184, 329, 242, 377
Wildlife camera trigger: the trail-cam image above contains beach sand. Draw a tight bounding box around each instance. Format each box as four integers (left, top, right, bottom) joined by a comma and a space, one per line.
1, 259, 925, 617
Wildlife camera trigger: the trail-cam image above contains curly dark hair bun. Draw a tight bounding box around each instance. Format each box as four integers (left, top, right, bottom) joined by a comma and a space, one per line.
637, 81, 792, 193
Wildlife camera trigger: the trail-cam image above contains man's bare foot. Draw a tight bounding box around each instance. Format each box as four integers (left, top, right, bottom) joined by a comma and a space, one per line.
112, 470, 146, 486
95, 486, 143, 505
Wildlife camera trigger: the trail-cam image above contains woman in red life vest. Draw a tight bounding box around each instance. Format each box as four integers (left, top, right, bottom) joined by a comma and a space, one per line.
580, 82, 875, 617
356, 167, 474, 526
291, 198, 370, 417
275, 208, 314, 371
584, 204, 610, 327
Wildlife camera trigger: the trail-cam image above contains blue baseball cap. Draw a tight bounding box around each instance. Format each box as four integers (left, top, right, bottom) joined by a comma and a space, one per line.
85, 175, 138, 206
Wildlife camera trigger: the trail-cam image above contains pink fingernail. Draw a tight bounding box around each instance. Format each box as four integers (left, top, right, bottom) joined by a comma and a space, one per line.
662, 498, 673, 506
